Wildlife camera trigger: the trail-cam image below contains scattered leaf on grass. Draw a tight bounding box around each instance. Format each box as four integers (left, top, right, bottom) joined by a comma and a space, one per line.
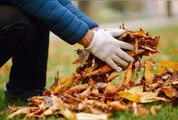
132, 103, 149, 116
0, 111, 4, 115
76, 112, 108, 120
150, 105, 162, 116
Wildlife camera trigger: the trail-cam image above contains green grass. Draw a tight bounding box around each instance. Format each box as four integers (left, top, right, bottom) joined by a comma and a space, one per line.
110, 102, 178, 120
1, 25, 178, 120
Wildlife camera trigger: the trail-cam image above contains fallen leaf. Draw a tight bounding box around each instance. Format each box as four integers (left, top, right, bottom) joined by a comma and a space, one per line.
8, 107, 38, 119
85, 65, 112, 77
132, 103, 149, 116
119, 86, 166, 103
158, 61, 178, 73
123, 63, 133, 85
76, 112, 108, 120
150, 105, 161, 116
107, 101, 128, 110
0, 111, 4, 115
104, 82, 117, 95
160, 87, 174, 98
53, 74, 75, 94
144, 57, 154, 84
107, 71, 120, 82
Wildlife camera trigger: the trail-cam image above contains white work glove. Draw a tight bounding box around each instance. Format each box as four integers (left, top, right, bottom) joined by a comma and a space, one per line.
94, 28, 126, 37
86, 30, 134, 72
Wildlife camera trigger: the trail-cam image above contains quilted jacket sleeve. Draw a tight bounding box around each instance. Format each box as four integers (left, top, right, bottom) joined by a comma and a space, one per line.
57, 0, 98, 29
12, 0, 90, 44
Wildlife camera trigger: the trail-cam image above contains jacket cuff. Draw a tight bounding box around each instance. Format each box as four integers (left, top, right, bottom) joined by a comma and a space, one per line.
67, 22, 89, 45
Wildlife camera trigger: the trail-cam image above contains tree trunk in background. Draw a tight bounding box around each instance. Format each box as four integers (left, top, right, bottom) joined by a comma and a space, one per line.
167, 1, 172, 17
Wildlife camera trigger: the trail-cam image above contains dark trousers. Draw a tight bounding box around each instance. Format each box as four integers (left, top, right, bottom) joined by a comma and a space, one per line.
0, 5, 49, 99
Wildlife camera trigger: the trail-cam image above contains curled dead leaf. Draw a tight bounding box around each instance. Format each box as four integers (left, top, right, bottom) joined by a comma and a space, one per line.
53, 74, 75, 94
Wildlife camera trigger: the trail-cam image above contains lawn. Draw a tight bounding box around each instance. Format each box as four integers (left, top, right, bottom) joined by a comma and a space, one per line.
0, 25, 178, 120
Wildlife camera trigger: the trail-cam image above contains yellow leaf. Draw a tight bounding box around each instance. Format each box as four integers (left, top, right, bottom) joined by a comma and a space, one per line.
158, 61, 178, 73
53, 74, 75, 94
104, 82, 117, 95
123, 63, 133, 85
144, 57, 154, 84
119, 86, 166, 103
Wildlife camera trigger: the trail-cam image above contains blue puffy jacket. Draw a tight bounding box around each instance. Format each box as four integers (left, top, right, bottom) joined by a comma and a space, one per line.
0, 0, 98, 44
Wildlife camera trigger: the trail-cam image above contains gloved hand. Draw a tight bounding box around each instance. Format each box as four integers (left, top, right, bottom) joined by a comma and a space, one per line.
94, 28, 126, 37
86, 31, 134, 72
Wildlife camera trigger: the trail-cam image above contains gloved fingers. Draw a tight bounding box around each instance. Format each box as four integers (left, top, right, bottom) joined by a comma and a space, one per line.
118, 41, 134, 50
105, 28, 124, 31
108, 29, 125, 37
106, 59, 122, 72
112, 55, 128, 67
96, 28, 125, 37
96, 28, 121, 32
115, 49, 134, 62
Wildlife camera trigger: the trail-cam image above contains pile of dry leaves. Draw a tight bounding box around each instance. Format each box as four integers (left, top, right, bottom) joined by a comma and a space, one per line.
8, 25, 178, 120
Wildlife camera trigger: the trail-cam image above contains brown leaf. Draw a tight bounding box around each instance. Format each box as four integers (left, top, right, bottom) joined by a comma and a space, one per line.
108, 101, 128, 111
104, 82, 117, 95
91, 87, 99, 97
53, 74, 75, 94
123, 63, 133, 85
160, 87, 174, 98
85, 65, 112, 77
84, 63, 99, 73
89, 107, 105, 114
8, 107, 39, 119
79, 86, 92, 99
67, 85, 87, 95
28, 96, 44, 106
150, 105, 161, 116
76, 113, 108, 120
145, 83, 162, 91
72, 49, 90, 67
49, 71, 61, 91
0, 111, 4, 115
107, 71, 120, 82
132, 103, 149, 116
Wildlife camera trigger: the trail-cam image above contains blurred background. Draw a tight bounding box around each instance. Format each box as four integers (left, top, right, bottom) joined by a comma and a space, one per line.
51, 0, 178, 40
1, 0, 178, 88
76, 0, 178, 23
